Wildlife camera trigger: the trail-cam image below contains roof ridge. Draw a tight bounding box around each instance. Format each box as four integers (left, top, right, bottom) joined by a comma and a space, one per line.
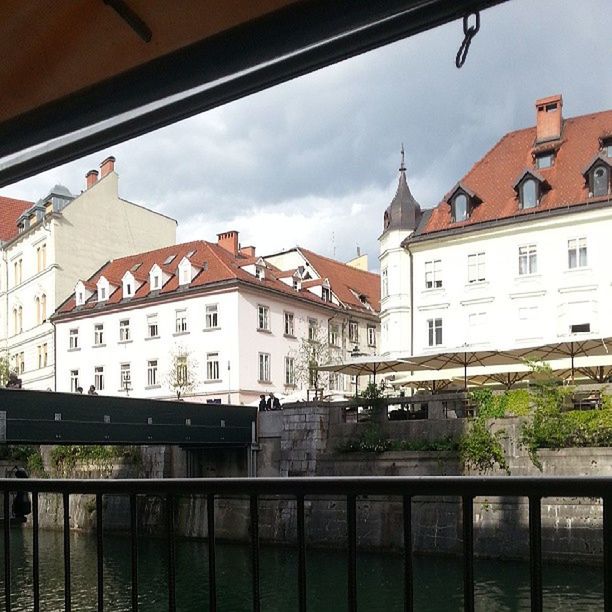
298, 246, 379, 279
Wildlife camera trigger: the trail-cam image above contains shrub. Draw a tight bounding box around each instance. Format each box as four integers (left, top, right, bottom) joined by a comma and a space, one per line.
460, 418, 509, 474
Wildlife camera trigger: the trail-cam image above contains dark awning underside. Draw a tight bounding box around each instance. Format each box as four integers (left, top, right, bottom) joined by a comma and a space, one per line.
0, 0, 507, 188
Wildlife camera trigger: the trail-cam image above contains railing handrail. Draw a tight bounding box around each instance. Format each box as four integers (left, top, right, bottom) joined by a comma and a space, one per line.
2, 475, 612, 497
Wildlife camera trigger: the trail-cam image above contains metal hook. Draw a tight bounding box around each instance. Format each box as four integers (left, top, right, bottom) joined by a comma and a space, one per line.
456, 12, 480, 69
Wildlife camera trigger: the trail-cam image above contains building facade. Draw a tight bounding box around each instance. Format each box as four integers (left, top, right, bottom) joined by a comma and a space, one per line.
380, 95, 612, 357
0, 157, 177, 389
52, 232, 380, 403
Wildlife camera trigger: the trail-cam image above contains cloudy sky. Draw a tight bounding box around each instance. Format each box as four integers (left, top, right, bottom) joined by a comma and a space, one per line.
2, 0, 611, 270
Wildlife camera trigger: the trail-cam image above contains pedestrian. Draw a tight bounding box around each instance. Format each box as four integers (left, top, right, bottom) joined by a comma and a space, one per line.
76, 386, 83, 393
88, 385, 98, 395
268, 392, 281, 410
258, 394, 267, 411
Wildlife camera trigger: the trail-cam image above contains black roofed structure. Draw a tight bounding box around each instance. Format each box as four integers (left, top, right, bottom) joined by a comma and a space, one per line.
382, 147, 422, 235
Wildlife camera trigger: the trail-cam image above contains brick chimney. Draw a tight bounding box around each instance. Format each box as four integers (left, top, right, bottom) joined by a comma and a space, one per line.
239, 245, 256, 258
217, 231, 239, 255
535, 94, 563, 143
86, 169, 99, 189
100, 156, 116, 178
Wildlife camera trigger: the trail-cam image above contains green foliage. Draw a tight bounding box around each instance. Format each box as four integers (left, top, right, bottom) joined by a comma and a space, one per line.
50, 445, 138, 476
0, 446, 46, 477
337, 427, 458, 454
460, 418, 510, 474
503, 389, 531, 416
361, 382, 385, 401
0, 354, 10, 388
470, 388, 504, 418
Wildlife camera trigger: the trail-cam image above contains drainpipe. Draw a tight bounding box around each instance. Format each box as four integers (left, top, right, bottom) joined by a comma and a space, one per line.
406, 242, 415, 397
1, 245, 7, 357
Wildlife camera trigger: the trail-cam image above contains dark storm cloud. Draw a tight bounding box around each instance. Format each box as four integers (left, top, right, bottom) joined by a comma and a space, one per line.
2, 0, 610, 265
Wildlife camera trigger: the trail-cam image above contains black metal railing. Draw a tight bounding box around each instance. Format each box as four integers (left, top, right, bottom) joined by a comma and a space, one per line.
1, 476, 611, 611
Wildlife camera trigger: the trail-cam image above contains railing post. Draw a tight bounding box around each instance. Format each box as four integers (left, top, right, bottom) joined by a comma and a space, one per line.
96, 493, 104, 612
207, 493, 217, 611
347, 494, 357, 612
32, 491, 40, 612
403, 495, 413, 612
130, 494, 139, 612
529, 496, 542, 612
297, 494, 307, 612
3, 491, 11, 612
462, 496, 474, 612
166, 494, 176, 612
63, 492, 71, 612
250, 494, 260, 612
604, 495, 611, 612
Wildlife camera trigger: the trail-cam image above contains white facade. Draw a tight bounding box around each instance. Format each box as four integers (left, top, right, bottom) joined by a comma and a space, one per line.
54, 240, 380, 404
0, 159, 177, 389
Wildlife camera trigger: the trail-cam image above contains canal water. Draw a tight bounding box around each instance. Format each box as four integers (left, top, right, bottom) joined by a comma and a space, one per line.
0, 528, 604, 611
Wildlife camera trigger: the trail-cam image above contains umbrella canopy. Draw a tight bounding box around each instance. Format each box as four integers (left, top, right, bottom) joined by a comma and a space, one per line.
318, 355, 421, 378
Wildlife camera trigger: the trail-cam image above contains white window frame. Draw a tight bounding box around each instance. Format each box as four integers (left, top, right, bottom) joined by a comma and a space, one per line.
284, 311, 294, 336
94, 366, 104, 391
119, 319, 131, 342
257, 305, 270, 331
518, 244, 537, 276
424, 259, 442, 289
206, 353, 220, 381
467, 252, 486, 284
348, 321, 359, 344
69, 328, 79, 350
205, 304, 219, 329
381, 267, 389, 298
567, 237, 587, 269
284, 356, 295, 386
258, 353, 271, 382
427, 318, 443, 347
94, 323, 104, 346
70, 369, 79, 393
175, 309, 188, 334
147, 314, 159, 338
147, 360, 158, 386
367, 325, 376, 347
308, 318, 318, 341
328, 323, 340, 347
120, 363, 131, 390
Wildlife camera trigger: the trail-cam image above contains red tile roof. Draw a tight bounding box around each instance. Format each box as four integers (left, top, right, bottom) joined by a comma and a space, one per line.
55, 239, 380, 318
0, 196, 32, 241
418, 108, 612, 237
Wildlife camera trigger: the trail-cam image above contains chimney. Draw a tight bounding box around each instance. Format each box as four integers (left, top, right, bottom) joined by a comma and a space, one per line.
217, 230, 239, 255
535, 94, 563, 143
100, 156, 116, 178
240, 245, 256, 258
86, 169, 99, 189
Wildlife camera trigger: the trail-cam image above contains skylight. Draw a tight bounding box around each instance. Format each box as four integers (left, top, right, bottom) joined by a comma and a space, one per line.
163, 254, 176, 265
130, 263, 142, 272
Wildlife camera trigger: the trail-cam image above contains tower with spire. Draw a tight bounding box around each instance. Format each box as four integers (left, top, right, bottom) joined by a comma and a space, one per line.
378, 147, 423, 356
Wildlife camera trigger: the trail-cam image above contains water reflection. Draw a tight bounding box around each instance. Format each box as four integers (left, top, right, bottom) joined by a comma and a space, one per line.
0, 528, 604, 611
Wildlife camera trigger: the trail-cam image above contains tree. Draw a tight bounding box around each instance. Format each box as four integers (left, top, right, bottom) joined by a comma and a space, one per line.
166, 346, 198, 399
291, 322, 339, 397
0, 353, 10, 388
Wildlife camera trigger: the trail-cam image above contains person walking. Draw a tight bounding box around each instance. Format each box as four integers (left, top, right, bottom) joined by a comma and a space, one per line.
258, 394, 267, 411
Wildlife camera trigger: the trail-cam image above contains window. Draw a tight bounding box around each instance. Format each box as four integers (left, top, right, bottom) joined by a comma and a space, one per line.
592, 166, 609, 197
94, 366, 104, 391
35, 297, 41, 324
452, 193, 468, 222
206, 353, 220, 381
606, 144, 612, 158
147, 314, 159, 338
367, 325, 376, 347
69, 328, 79, 349
329, 372, 344, 391
175, 309, 188, 333
205, 304, 219, 329
99, 286, 107, 301
381, 267, 388, 298
284, 356, 295, 386
284, 312, 294, 336
36, 243, 47, 272
15, 352, 25, 374
518, 306, 539, 339
520, 178, 538, 209
424, 259, 442, 289
119, 319, 131, 341
257, 305, 270, 331
328, 323, 340, 347
322, 286, 331, 302
17, 306, 23, 334
176, 356, 188, 385
13, 259, 22, 286
163, 254, 176, 265
147, 360, 158, 386
535, 153, 554, 169
120, 363, 131, 390
258, 353, 271, 382
308, 318, 318, 341
70, 370, 80, 393
427, 318, 443, 347
348, 321, 359, 343
40, 294, 46, 322
467, 253, 486, 283
38, 343, 48, 368
152, 275, 160, 289
94, 323, 104, 345
467, 312, 487, 345
568, 237, 587, 269
518, 245, 537, 275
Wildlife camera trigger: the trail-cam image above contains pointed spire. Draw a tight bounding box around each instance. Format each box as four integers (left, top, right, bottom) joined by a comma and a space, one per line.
399, 144, 406, 173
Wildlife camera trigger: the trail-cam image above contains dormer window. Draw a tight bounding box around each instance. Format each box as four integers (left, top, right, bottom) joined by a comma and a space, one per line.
535, 152, 554, 169
152, 275, 160, 289
322, 286, 331, 302
452, 193, 468, 222
99, 287, 106, 300
521, 178, 538, 209
592, 165, 610, 197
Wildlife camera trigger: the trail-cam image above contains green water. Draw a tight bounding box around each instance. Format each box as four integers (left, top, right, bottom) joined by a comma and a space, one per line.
0, 529, 604, 611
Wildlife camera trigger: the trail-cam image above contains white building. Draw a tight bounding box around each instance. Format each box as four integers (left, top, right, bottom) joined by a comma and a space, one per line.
52, 231, 380, 403
380, 95, 612, 358
0, 156, 177, 389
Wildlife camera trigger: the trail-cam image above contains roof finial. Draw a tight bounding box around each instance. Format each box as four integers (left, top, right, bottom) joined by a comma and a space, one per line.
399, 144, 406, 173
